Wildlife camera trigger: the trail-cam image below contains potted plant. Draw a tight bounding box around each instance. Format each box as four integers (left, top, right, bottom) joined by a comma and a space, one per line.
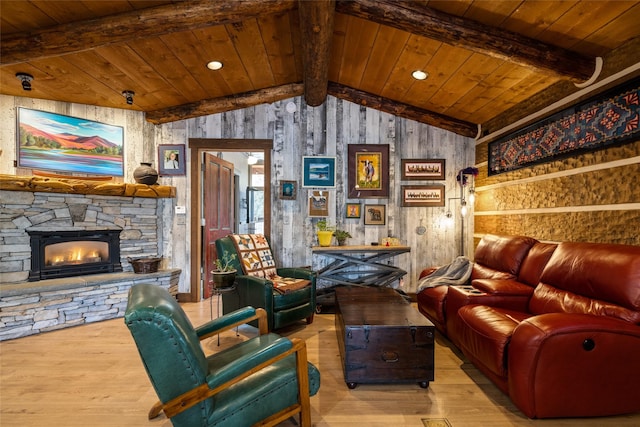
211, 252, 237, 288
333, 229, 352, 246
316, 218, 334, 247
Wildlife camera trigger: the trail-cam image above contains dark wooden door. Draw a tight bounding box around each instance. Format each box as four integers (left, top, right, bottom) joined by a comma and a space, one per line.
203, 153, 234, 298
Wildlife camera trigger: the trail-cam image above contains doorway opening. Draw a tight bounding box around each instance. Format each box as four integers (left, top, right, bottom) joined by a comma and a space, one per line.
188, 139, 272, 302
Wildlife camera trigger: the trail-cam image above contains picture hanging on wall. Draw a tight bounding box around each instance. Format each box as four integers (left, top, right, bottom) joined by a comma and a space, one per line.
308, 190, 330, 217
16, 107, 124, 176
158, 144, 186, 176
364, 204, 386, 225
401, 185, 445, 207
345, 203, 361, 218
302, 156, 336, 188
279, 180, 297, 200
401, 159, 445, 180
348, 144, 389, 198
488, 77, 640, 175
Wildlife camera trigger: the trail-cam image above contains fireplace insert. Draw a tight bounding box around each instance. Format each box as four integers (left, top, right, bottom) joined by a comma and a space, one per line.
28, 230, 123, 281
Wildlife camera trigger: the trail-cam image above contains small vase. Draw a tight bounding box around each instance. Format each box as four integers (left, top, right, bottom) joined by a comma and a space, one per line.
133, 162, 158, 185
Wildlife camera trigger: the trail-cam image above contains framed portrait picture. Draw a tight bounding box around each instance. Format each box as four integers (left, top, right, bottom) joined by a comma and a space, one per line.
348, 144, 389, 198
364, 204, 386, 225
308, 190, 330, 217
401, 159, 445, 180
401, 185, 445, 207
279, 180, 297, 200
302, 156, 336, 188
158, 144, 186, 176
345, 203, 361, 218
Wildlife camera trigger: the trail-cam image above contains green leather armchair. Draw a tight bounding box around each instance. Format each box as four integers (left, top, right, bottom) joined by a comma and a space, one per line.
124, 283, 321, 427
215, 235, 317, 331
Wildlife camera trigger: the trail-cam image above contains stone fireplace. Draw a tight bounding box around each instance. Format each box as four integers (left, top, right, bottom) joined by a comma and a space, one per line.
28, 229, 123, 281
0, 174, 180, 340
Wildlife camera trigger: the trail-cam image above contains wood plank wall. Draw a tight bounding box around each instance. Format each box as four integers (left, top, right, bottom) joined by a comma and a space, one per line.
1, 93, 474, 294
185, 96, 476, 293
473, 135, 640, 246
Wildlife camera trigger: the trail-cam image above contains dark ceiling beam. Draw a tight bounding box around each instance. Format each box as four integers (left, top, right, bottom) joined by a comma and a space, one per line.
328, 82, 477, 138
0, 0, 297, 65
145, 83, 304, 125
337, 0, 597, 83
298, 0, 336, 107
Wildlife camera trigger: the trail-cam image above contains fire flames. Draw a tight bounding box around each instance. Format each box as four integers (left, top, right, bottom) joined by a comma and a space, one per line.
46, 241, 106, 266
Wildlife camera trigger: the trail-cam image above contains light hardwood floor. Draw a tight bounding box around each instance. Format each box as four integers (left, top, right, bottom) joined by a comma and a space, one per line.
1, 296, 639, 427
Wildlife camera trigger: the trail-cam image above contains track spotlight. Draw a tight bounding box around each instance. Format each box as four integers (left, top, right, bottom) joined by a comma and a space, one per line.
122, 90, 135, 105
16, 73, 33, 91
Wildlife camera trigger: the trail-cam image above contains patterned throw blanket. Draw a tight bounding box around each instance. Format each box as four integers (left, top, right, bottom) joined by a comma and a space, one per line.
417, 256, 473, 292
230, 234, 310, 294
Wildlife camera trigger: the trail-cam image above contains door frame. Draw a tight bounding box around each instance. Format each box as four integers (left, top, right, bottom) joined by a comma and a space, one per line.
188, 138, 273, 302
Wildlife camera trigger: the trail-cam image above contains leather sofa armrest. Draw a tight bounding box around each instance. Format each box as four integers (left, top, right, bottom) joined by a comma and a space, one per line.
508, 313, 640, 418
419, 266, 439, 279
472, 279, 535, 296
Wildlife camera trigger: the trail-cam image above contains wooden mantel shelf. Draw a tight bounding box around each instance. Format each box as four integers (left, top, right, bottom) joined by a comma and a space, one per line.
0, 174, 175, 198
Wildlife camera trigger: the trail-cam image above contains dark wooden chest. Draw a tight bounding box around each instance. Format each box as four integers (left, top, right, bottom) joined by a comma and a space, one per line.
335, 286, 435, 389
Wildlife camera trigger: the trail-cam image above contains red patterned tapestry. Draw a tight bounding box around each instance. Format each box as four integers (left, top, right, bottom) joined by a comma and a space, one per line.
489, 78, 639, 175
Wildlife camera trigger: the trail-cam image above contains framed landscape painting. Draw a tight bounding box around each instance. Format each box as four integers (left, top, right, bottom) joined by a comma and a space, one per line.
302, 156, 336, 188
16, 107, 124, 176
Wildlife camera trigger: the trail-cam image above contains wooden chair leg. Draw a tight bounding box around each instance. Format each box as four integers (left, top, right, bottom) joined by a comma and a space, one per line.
306, 313, 314, 324
148, 401, 164, 420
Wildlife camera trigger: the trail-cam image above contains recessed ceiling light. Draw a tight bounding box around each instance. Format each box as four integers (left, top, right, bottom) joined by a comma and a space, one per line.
207, 61, 223, 70
412, 70, 428, 80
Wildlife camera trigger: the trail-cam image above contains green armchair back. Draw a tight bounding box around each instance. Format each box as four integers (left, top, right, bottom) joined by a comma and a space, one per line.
215, 235, 317, 331
124, 283, 320, 427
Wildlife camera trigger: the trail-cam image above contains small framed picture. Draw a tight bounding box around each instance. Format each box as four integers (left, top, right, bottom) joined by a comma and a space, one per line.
279, 180, 297, 200
308, 191, 330, 217
346, 203, 361, 218
401, 185, 445, 207
401, 159, 445, 180
364, 204, 386, 225
158, 144, 186, 176
302, 156, 336, 188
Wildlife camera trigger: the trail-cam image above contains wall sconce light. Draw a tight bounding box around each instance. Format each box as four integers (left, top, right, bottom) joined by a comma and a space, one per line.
122, 90, 135, 105
16, 73, 33, 91
443, 167, 479, 256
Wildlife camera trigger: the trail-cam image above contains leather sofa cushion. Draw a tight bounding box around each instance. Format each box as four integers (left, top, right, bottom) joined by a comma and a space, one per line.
537, 242, 640, 312
457, 305, 531, 377
529, 283, 640, 323
472, 235, 538, 280
517, 242, 557, 286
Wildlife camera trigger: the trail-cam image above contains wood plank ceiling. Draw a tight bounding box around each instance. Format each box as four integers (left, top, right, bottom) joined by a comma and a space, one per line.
1, 0, 639, 137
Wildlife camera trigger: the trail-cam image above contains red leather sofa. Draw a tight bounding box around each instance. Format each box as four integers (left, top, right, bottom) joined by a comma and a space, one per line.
416, 234, 640, 418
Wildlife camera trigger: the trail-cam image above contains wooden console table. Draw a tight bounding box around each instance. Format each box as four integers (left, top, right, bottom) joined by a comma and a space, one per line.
312, 245, 410, 288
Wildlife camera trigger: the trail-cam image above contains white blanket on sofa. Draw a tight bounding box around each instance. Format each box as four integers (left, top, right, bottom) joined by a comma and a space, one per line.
417, 256, 473, 292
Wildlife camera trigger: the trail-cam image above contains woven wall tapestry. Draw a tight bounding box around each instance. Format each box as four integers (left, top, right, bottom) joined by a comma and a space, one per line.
488, 78, 640, 175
